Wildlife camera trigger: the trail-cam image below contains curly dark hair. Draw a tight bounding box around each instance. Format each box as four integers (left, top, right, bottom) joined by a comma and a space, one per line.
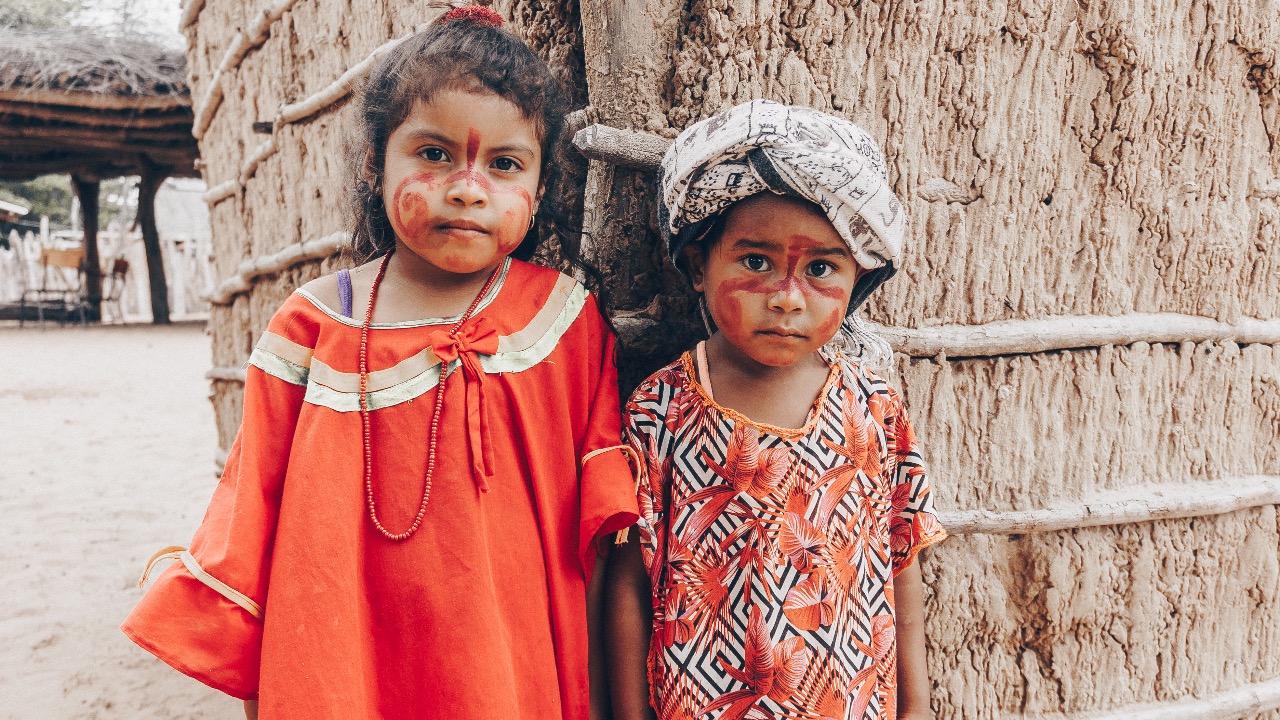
347, 15, 604, 302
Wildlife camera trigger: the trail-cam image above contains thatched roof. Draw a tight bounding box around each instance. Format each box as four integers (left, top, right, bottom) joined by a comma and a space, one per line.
0, 28, 188, 99
0, 29, 198, 180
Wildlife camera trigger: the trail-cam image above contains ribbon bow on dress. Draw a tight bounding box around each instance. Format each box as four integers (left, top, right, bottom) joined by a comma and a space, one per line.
427, 317, 499, 491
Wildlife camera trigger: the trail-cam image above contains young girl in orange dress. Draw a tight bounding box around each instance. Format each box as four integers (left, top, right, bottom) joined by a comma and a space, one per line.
605, 100, 947, 720
123, 9, 638, 719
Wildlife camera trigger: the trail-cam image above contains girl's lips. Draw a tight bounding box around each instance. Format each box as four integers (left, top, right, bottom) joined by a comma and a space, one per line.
758, 328, 807, 338
439, 219, 489, 233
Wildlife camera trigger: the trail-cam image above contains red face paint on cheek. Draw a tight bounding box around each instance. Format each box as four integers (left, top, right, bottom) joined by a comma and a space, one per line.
808, 283, 847, 300
814, 305, 845, 338
497, 207, 530, 253
391, 172, 441, 239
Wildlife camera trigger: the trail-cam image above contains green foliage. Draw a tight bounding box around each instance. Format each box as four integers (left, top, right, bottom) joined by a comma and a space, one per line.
0, 0, 84, 30
0, 176, 73, 227
0, 175, 142, 234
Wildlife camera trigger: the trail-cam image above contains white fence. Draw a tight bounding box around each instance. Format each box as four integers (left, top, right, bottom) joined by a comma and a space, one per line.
1, 227, 216, 322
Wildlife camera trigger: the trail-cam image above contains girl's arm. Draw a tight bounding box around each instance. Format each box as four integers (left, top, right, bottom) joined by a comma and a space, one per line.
604, 535, 655, 720
895, 560, 932, 719
243, 700, 258, 720
588, 541, 612, 720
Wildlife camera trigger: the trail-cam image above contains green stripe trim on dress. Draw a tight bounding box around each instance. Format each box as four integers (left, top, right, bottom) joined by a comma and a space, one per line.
248, 347, 310, 387
301, 282, 589, 412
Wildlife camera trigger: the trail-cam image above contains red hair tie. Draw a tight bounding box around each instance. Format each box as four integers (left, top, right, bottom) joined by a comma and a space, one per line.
441, 4, 504, 28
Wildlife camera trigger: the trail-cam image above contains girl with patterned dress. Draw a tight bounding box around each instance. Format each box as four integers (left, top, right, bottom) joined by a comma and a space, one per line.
605, 100, 947, 720
122, 9, 638, 720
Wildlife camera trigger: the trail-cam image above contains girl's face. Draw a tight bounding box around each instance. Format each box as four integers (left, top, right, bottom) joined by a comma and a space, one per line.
686, 194, 862, 367
380, 89, 542, 275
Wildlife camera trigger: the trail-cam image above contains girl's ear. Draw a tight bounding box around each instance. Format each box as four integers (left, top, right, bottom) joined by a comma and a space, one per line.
361, 149, 379, 192
682, 245, 707, 293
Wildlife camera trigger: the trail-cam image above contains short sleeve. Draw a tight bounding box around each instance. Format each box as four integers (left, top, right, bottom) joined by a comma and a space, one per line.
577, 300, 641, 578
120, 295, 316, 700
885, 385, 946, 575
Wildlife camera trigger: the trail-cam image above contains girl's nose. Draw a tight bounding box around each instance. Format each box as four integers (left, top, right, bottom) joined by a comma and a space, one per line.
445, 172, 488, 207
768, 278, 806, 313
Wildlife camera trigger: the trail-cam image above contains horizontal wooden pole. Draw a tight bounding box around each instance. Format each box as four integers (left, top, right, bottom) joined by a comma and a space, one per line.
278, 34, 408, 125
0, 149, 196, 179
941, 475, 1280, 535
572, 124, 670, 169
613, 313, 1280, 359
202, 179, 237, 204
572, 124, 1280, 210
1023, 674, 1280, 720
0, 124, 193, 148
192, 0, 301, 140
0, 88, 188, 112
206, 366, 247, 382
205, 230, 349, 304
869, 314, 1280, 357
204, 25, 434, 207
179, 0, 205, 30
0, 101, 193, 129
203, 231, 1280, 354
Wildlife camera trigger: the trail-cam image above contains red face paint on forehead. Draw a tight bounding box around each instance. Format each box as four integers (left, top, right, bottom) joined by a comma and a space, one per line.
466, 128, 480, 173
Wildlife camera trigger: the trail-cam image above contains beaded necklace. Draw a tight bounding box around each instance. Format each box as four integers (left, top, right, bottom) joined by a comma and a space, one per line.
359, 251, 503, 541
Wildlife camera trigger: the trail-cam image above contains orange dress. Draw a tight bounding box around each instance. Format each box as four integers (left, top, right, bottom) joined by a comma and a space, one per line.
122, 258, 639, 719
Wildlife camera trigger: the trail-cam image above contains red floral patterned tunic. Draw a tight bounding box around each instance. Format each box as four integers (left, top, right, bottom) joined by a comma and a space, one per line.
626, 350, 946, 720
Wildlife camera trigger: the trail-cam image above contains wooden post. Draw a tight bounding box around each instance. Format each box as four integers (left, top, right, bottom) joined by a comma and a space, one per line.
579, 0, 697, 390
138, 161, 171, 324
70, 175, 102, 319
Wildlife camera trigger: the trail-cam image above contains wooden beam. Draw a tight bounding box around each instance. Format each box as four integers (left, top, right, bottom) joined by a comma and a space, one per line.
0, 101, 193, 130
205, 230, 349, 304
179, 0, 205, 30
0, 124, 195, 148
206, 366, 247, 382
611, 313, 1280, 359
1022, 674, 1280, 720
0, 155, 133, 180
191, 0, 303, 140
277, 33, 408, 125
869, 314, 1280, 357
572, 123, 670, 169
573, 123, 667, 170
70, 175, 102, 315
0, 150, 196, 180
940, 475, 1280, 535
203, 20, 444, 207
137, 161, 171, 324
0, 88, 188, 112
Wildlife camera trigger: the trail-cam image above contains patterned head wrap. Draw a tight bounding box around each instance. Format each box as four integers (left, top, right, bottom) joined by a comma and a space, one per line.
660, 99, 906, 312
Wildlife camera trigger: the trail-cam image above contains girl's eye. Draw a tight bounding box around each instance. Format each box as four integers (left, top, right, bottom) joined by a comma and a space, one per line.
808, 260, 835, 279
492, 157, 522, 172
743, 255, 771, 272
420, 147, 449, 163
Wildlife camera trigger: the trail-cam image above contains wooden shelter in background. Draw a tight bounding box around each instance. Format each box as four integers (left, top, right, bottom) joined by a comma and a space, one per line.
0, 29, 199, 323
186, 0, 1280, 717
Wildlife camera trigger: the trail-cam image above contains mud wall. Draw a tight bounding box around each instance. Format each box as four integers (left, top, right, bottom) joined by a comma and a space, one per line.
577, 0, 1280, 717
187, 0, 1280, 716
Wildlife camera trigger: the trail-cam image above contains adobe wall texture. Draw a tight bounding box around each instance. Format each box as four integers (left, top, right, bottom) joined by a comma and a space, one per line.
190, 0, 1279, 715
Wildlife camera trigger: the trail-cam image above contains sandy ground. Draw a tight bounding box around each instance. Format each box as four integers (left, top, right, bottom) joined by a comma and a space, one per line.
0, 321, 240, 720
